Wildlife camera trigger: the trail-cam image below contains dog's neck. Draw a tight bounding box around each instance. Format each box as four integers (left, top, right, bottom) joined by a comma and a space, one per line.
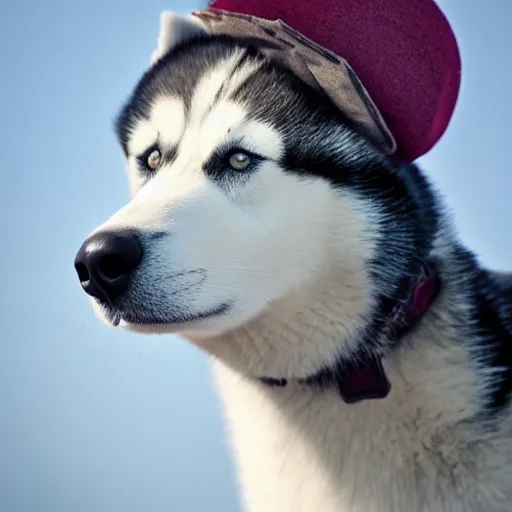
190, 228, 484, 427
203, 255, 481, 429
259, 260, 441, 404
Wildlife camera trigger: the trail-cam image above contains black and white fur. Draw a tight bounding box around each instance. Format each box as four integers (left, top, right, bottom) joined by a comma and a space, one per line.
76, 12, 512, 511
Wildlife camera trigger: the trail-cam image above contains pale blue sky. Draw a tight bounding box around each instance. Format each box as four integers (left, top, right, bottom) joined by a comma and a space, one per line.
0, 1, 511, 511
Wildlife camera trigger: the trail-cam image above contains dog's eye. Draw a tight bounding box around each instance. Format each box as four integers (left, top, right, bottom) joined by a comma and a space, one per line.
146, 149, 161, 171
228, 152, 251, 170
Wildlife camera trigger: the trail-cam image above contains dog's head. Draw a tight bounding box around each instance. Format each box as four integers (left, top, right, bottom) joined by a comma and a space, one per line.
75, 12, 438, 378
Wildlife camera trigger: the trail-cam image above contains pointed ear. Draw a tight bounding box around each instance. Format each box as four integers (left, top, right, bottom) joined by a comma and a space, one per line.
150, 11, 209, 65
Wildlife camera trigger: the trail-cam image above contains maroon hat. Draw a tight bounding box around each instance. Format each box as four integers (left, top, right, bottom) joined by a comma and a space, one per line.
207, 0, 461, 163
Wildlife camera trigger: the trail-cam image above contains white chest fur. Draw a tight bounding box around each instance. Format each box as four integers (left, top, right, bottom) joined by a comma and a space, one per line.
214, 359, 512, 512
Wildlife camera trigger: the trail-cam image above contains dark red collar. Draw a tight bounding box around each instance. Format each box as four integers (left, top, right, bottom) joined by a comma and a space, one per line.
261, 261, 441, 404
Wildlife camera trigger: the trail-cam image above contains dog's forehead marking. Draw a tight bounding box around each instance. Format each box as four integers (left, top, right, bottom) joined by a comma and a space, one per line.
188, 53, 243, 123
189, 51, 263, 123
235, 120, 283, 160
127, 97, 186, 157
195, 101, 247, 158
185, 54, 283, 161
177, 100, 283, 166
125, 50, 283, 193
127, 120, 158, 156
150, 97, 186, 148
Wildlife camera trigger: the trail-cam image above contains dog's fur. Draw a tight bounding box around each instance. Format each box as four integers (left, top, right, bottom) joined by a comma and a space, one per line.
77, 12, 512, 511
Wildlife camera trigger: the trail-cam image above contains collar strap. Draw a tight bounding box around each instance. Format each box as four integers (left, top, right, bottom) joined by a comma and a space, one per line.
261, 261, 441, 403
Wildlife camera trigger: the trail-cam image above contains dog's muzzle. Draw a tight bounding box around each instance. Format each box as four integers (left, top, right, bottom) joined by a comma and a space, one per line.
74, 230, 143, 304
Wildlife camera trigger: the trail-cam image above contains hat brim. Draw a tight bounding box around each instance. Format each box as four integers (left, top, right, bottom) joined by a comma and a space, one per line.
208, 0, 461, 162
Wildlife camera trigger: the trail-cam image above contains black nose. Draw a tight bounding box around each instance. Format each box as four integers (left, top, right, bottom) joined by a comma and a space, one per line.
74, 231, 143, 303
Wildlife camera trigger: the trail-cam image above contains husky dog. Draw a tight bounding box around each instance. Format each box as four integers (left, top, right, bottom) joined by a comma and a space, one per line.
74, 11, 512, 511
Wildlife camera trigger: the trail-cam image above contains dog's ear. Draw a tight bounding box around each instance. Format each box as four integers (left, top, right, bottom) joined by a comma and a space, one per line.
150, 11, 208, 65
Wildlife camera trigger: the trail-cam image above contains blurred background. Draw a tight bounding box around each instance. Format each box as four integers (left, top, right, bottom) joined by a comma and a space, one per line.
0, 1, 511, 511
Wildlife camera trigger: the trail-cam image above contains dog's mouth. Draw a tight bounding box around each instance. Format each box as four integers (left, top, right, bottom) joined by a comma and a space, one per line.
100, 302, 232, 327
